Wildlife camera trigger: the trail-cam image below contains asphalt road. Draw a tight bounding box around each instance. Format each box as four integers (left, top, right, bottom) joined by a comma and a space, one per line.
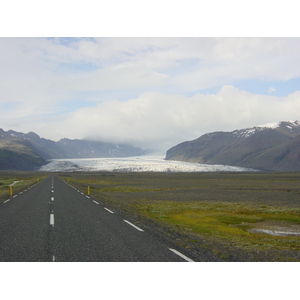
0, 174, 194, 262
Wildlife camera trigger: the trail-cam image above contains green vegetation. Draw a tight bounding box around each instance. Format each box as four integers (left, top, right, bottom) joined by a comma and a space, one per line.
61, 172, 300, 260
0, 171, 46, 200
134, 201, 300, 251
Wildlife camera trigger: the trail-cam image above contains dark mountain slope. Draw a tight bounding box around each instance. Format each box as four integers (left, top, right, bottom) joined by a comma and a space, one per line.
56, 138, 146, 158
165, 121, 300, 171
0, 139, 46, 170
5, 130, 68, 159
0, 128, 147, 170
243, 134, 300, 171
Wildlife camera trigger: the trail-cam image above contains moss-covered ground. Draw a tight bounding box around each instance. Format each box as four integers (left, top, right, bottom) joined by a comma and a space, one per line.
0, 171, 46, 200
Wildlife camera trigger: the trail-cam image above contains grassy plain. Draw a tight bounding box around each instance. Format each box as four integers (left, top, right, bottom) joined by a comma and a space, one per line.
60, 171, 300, 261
0, 171, 46, 199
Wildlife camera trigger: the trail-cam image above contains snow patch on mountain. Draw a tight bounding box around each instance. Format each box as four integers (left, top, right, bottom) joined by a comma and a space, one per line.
233, 127, 265, 139
257, 121, 281, 129
232, 120, 300, 140
257, 120, 300, 129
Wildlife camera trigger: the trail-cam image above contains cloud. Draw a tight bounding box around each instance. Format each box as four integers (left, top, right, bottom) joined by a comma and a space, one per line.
2, 37, 300, 102
58, 63, 169, 92
1, 38, 300, 153
27, 86, 300, 152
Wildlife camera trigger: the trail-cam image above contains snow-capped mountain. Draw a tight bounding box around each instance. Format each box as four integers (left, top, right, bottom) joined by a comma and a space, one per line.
232, 121, 300, 139
165, 121, 300, 171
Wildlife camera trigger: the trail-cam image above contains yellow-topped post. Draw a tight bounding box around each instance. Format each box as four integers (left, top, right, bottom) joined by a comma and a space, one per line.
9, 186, 13, 196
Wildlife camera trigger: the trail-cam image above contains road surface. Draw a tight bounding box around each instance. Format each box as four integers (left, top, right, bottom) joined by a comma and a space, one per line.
0, 174, 194, 262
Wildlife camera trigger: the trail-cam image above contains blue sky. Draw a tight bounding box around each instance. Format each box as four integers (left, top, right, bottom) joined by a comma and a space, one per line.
235, 78, 300, 97
1, 37, 300, 151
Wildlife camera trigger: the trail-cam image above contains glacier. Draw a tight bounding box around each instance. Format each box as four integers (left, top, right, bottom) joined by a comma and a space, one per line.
39, 155, 257, 172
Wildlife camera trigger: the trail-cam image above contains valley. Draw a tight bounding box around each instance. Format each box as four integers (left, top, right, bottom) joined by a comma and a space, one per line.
0, 128, 147, 171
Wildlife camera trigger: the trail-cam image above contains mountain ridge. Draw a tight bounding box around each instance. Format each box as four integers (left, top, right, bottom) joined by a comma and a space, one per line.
165, 121, 300, 171
0, 129, 147, 170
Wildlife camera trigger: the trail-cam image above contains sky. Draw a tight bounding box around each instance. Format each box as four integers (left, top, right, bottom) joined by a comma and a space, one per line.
1, 4, 300, 153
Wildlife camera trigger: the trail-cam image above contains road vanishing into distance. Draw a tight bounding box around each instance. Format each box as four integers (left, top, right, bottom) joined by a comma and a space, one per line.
0, 175, 194, 262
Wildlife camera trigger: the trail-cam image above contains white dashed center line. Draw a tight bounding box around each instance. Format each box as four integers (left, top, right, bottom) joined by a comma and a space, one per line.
93, 200, 99, 205
104, 207, 114, 214
124, 220, 144, 232
3, 199, 10, 203
169, 248, 194, 262
51, 197, 54, 201
50, 214, 55, 227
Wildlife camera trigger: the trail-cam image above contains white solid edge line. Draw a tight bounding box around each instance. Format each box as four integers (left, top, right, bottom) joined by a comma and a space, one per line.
93, 200, 99, 205
169, 248, 194, 262
104, 207, 114, 214
50, 214, 55, 226
124, 220, 144, 232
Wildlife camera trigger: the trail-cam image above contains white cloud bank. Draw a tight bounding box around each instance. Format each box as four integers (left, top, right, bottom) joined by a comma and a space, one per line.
25, 86, 300, 151
1, 38, 300, 152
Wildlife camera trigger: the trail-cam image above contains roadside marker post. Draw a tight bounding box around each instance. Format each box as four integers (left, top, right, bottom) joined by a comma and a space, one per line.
88, 186, 91, 196
9, 186, 13, 196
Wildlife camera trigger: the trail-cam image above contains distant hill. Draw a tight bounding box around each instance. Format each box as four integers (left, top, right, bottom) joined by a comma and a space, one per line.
0, 129, 147, 171
56, 138, 146, 158
165, 121, 300, 171
0, 138, 46, 171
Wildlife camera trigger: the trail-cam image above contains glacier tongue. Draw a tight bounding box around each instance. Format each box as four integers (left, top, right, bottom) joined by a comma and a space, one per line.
39, 156, 257, 172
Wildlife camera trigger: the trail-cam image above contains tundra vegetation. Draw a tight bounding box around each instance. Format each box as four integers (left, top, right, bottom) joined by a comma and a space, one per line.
0, 171, 45, 199
60, 171, 300, 261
